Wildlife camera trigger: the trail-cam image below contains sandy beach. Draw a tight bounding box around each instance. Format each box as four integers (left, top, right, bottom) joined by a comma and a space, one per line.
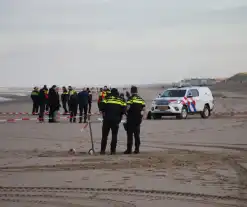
0, 86, 247, 206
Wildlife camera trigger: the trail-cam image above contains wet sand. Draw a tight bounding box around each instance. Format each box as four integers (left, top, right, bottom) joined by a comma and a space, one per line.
0, 87, 247, 206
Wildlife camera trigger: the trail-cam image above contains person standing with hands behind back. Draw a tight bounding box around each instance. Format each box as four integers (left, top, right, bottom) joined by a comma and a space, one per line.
99, 88, 126, 155
124, 86, 145, 154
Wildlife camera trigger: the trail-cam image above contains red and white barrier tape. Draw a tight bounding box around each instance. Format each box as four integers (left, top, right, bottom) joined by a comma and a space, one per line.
0, 114, 102, 123
0, 111, 100, 116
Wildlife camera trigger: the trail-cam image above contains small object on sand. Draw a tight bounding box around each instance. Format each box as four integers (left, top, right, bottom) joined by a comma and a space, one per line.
68, 148, 76, 155
88, 149, 94, 155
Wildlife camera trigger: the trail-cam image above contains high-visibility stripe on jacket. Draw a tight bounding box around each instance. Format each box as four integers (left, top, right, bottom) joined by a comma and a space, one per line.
31, 91, 39, 96
102, 96, 126, 106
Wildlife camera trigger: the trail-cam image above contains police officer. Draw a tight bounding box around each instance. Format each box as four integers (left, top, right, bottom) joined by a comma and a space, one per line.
103, 86, 111, 98
48, 85, 60, 123
124, 86, 145, 154
68, 86, 78, 123
31, 87, 39, 114
78, 87, 88, 123
38, 86, 47, 122
61, 86, 69, 114
99, 88, 126, 155
87, 87, 92, 114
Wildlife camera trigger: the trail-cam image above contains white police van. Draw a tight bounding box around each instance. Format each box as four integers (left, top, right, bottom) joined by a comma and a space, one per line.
147, 85, 214, 119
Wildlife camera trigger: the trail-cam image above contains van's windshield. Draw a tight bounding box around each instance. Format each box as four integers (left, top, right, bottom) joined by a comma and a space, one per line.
161, 89, 186, 97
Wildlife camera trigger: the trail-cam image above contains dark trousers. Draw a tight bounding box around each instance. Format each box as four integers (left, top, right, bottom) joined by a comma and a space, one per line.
62, 101, 68, 113
49, 105, 57, 123
45, 100, 49, 111
69, 104, 77, 122
88, 102, 92, 114
126, 123, 141, 152
32, 101, 39, 114
39, 104, 45, 121
101, 120, 119, 153
79, 104, 88, 123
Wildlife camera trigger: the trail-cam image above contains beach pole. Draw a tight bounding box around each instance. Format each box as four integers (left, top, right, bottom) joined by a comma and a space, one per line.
88, 114, 95, 155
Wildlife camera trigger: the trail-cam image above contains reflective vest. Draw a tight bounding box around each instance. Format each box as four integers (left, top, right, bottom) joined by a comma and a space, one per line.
31, 90, 39, 96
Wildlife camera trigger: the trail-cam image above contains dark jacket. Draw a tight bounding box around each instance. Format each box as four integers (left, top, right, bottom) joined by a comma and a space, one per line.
38, 88, 47, 105
61, 90, 69, 103
87, 90, 92, 103
31, 90, 39, 102
78, 91, 89, 106
48, 88, 60, 109
99, 95, 126, 123
126, 94, 145, 124
68, 90, 78, 106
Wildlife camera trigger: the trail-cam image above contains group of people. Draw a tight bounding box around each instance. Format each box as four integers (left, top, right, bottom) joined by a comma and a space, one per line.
31, 85, 92, 123
31, 84, 146, 154
98, 85, 145, 154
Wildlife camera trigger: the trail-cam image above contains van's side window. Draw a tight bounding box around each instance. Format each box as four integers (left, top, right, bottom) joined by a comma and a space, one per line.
191, 89, 199, 97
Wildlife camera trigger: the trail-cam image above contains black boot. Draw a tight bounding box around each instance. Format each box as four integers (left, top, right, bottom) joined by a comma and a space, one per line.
73, 118, 76, 123
134, 148, 139, 154
79, 117, 82, 123
124, 148, 132, 154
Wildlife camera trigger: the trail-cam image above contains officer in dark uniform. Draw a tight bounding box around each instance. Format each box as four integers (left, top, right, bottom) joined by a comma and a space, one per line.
87, 88, 92, 114
99, 88, 126, 155
78, 88, 88, 123
68, 87, 78, 123
61, 86, 69, 114
48, 85, 60, 123
124, 86, 145, 154
31, 87, 39, 114
38, 86, 47, 122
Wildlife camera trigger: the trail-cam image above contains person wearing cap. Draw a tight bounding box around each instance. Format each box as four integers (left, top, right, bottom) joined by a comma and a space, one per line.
68, 86, 78, 123
61, 86, 69, 114
87, 87, 92, 114
31, 87, 39, 115
48, 85, 60, 123
123, 86, 145, 154
99, 88, 126, 155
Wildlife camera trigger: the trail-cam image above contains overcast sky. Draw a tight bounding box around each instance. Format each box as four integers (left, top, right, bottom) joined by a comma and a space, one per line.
0, 0, 247, 87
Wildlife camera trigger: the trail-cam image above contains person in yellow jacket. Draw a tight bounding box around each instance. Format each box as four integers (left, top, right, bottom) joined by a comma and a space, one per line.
31, 87, 39, 114
68, 86, 78, 123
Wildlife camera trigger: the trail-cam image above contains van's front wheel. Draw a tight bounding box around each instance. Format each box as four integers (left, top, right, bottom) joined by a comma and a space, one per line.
176, 106, 188, 119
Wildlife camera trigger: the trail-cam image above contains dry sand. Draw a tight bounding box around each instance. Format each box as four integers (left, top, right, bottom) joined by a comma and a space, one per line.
0, 86, 247, 206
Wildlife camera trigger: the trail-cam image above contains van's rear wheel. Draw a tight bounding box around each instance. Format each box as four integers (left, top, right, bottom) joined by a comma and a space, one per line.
201, 105, 210, 119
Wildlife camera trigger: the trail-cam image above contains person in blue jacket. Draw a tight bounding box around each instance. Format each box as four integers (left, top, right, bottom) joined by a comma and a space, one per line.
78, 88, 89, 123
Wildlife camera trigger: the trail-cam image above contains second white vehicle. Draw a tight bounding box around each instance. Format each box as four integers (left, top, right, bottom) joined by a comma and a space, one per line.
147, 86, 214, 119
